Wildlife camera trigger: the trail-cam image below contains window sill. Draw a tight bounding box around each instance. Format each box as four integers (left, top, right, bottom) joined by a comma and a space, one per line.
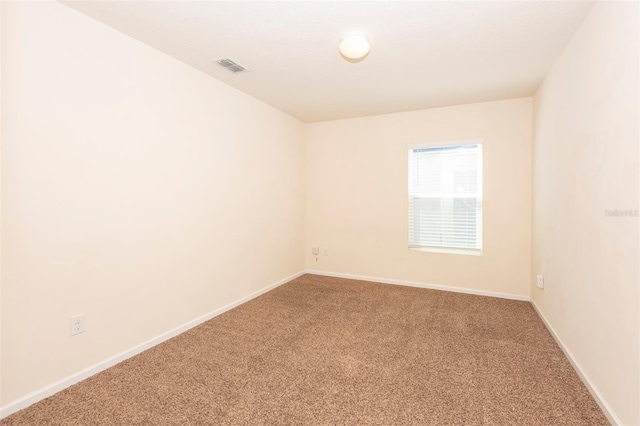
409, 246, 482, 256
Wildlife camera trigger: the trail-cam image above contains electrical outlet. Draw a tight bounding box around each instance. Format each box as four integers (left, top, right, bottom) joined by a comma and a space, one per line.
536, 275, 544, 289
70, 314, 85, 336
323, 248, 329, 256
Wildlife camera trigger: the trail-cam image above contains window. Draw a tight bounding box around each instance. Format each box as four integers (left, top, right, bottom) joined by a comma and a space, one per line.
408, 141, 483, 254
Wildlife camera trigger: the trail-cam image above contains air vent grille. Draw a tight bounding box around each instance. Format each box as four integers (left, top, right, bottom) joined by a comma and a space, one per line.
214, 58, 249, 73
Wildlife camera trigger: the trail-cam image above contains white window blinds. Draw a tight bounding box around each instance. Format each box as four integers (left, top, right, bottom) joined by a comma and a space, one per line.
408, 143, 483, 252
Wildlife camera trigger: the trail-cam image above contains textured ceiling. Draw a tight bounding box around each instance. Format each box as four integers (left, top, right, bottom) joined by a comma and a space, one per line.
62, 1, 595, 123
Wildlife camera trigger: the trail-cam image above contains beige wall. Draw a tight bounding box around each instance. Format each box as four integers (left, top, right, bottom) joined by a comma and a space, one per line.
305, 98, 532, 297
0, 0, 3, 403
1, 1, 305, 405
532, 2, 639, 425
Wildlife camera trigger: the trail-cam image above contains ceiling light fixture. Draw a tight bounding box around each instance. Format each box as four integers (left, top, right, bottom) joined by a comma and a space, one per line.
339, 33, 370, 63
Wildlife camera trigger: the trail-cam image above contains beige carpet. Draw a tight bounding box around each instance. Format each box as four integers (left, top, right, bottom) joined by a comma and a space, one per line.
2, 274, 607, 425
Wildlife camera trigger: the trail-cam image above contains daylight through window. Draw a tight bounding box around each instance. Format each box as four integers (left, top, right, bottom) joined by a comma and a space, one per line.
408, 142, 483, 253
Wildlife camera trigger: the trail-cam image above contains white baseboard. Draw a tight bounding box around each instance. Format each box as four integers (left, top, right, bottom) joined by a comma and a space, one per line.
305, 270, 530, 301
530, 299, 620, 426
0, 270, 305, 419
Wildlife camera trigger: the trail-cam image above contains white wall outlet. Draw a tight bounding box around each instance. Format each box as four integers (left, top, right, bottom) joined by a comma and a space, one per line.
536, 275, 544, 289
70, 314, 86, 336
312, 246, 319, 255
323, 248, 329, 256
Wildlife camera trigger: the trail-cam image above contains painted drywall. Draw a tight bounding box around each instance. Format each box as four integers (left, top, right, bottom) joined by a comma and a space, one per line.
532, 2, 639, 424
1, 1, 305, 406
0, 1, 3, 405
305, 98, 532, 297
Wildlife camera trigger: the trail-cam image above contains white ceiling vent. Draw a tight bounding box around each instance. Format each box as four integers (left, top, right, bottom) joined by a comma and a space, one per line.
214, 58, 249, 73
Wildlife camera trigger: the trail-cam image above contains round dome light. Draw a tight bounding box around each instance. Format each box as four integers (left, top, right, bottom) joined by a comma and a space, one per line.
339, 34, 370, 61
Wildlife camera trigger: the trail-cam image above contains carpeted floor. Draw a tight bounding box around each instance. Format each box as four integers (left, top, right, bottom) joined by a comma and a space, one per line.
2, 274, 607, 425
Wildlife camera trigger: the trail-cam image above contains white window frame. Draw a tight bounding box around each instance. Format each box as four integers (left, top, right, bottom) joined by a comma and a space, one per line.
408, 139, 483, 256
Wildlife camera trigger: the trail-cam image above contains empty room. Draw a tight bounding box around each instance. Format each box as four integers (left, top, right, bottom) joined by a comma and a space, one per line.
1, 0, 638, 425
